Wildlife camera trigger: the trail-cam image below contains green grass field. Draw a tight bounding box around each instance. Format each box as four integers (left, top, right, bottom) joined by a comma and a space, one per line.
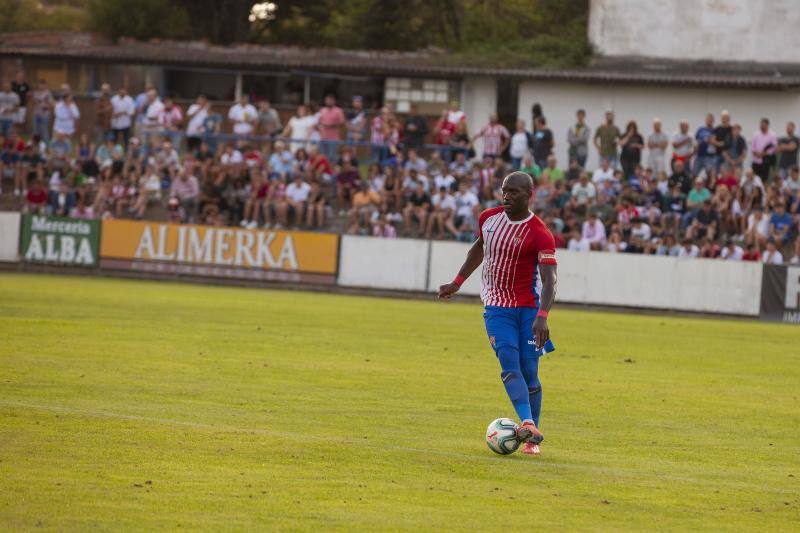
1, 273, 799, 531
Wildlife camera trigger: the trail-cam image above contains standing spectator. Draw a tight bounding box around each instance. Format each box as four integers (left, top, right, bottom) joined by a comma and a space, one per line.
532, 116, 554, 169
647, 118, 669, 175
471, 112, 509, 161
282, 104, 315, 154
594, 110, 620, 168
53, 87, 79, 138
751, 118, 778, 182
567, 108, 590, 169
694, 113, 716, 175
11, 71, 30, 129
723, 124, 747, 170
671, 120, 694, 171
403, 103, 429, 154
257, 99, 282, 138
619, 120, 644, 179
710, 110, 733, 171
446, 100, 465, 128
133, 82, 154, 137
433, 109, 456, 159
316, 94, 345, 161
110, 87, 135, 145
776, 121, 799, 179
95, 83, 113, 142
0, 80, 20, 137
158, 97, 184, 147
170, 171, 199, 222
509, 119, 532, 170
185, 95, 210, 151
141, 88, 164, 139
346, 95, 367, 144
31, 79, 53, 143
228, 94, 257, 138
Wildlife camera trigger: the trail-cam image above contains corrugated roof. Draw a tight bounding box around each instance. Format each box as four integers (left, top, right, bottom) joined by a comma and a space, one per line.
3, 32, 800, 89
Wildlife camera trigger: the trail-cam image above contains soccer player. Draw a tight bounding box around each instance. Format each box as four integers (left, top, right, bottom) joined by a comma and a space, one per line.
438, 172, 557, 456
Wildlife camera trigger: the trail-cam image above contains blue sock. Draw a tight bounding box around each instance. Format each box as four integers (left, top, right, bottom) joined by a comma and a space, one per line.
522, 357, 542, 426
496, 345, 533, 422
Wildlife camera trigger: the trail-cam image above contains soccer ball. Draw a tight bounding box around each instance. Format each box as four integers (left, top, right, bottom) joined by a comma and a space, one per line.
485, 418, 520, 455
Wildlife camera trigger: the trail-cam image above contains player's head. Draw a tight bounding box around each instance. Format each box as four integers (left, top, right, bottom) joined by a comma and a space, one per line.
501, 172, 533, 216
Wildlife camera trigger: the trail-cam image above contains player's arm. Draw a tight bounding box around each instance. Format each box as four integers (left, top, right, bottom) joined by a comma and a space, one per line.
533, 263, 557, 349
437, 235, 483, 300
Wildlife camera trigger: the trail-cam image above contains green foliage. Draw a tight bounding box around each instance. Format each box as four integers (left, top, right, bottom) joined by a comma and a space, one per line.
0, 0, 85, 32
86, 0, 190, 41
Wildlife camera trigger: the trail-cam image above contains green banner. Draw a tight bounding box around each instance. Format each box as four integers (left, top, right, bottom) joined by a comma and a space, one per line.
20, 214, 100, 267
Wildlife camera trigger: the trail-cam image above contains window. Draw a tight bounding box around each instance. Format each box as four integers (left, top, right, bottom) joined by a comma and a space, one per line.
384, 77, 459, 115
164, 69, 236, 102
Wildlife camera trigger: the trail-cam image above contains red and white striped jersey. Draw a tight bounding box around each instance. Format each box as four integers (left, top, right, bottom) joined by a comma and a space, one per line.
479, 206, 557, 308
479, 124, 510, 156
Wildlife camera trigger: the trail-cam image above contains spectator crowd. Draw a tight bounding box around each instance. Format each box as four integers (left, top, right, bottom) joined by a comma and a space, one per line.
1, 69, 799, 264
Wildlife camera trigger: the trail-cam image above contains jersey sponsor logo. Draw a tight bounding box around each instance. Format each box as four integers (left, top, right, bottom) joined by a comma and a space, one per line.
538, 252, 556, 261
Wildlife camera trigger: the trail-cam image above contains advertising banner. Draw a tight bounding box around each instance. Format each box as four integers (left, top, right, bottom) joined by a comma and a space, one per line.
20, 214, 100, 267
99, 220, 338, 284
760, 265, 800, 323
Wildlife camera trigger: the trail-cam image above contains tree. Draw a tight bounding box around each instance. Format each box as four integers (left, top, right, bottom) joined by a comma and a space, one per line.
86, 0, 190, 41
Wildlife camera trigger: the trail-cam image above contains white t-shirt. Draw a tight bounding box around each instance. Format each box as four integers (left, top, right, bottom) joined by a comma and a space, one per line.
110, 95, 135, 130
510, 132, 530, 159
432, 193, 456, 211
762, 250, 784, 265
221, 150, 243, 165
434, 173, 456, 192
592, 167, 614, 185
186, 103, 209, 136
747, 213, 770, 238
53, 101, 80, 135
630, 223, 652, 241
286, 181, 311, 203
678, 245, 700, 258
455, 190, 479, 217
571, 181, 596, 204
720, 245, 744, 260
287, 115, 316, 151
228, 103, 257, 135
144, 99, 164, 128
447, 110, 464, 125
568, 237, 590, 252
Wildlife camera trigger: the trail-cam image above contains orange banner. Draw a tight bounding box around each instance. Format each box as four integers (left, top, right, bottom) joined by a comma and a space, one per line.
100, 220, 338, 274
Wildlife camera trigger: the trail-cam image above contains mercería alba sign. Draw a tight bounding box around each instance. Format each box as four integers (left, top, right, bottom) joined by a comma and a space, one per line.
21, 215, 100, 267
99, 220, 338, 279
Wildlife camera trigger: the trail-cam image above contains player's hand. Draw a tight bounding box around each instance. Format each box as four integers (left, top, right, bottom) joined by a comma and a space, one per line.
437, 283, 460, 300
533, 316, 549, 350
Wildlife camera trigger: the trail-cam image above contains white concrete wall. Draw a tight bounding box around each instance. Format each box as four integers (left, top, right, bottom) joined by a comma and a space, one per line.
517, 80, 800, 171
462, 77, 497, 157
357, 238, 762, 315
0, 212, 20, 263
589, 0, 800, 64
338, 235, 429, 291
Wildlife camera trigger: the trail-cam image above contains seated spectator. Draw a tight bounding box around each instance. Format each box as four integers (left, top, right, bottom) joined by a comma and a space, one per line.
285, 174, 311, 229
170, 170, 199, 223
268, 140, 294, 178
581, 211, 606, 250
266, 176, 288, 229
567, 228, 590, 251
336, 159, 361, 213
626, 218, 651, 253
678, 238, 700, 258
372, 212, 397, 238
241, 171, 269, 229
403, 181, 431, 237
304, 180, 327, 229
606, 229, 627, 253
762, 239, 784, 264
48, 182, 75, 216
745, 206, 770, 249
566, 172, 596, 216
719, 240, 744, 260
591, 157, 614, 185
742, 243, 761, 261
686, 200, 718, 241
769, 202, 794, 246
25, 178, 48, 214
349, 182, 381, 234
427, 186, 457, 239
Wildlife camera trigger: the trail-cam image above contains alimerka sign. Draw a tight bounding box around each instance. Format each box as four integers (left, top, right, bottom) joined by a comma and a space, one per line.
20, 215, 100, 267
99, 220, 338, 283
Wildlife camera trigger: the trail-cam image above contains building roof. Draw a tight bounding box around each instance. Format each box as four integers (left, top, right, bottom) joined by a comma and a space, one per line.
3, 32, 800, 90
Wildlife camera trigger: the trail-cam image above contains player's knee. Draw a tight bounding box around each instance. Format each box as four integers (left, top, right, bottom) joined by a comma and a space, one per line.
500, 370, 523, 384
528, 385, 541, 395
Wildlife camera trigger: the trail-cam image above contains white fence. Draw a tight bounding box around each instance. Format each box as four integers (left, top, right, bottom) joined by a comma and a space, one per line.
338, 236, 763, 316
0, 212, 20, 263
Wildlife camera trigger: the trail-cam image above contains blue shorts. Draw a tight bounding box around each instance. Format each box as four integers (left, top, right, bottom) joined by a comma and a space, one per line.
483, 306, 554, 358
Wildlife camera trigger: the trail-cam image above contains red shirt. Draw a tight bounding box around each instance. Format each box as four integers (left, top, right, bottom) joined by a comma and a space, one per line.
310, 154, 332, 176
27, 187, 47, 205
715, 174, 738, 191
478, 206, 557, 308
